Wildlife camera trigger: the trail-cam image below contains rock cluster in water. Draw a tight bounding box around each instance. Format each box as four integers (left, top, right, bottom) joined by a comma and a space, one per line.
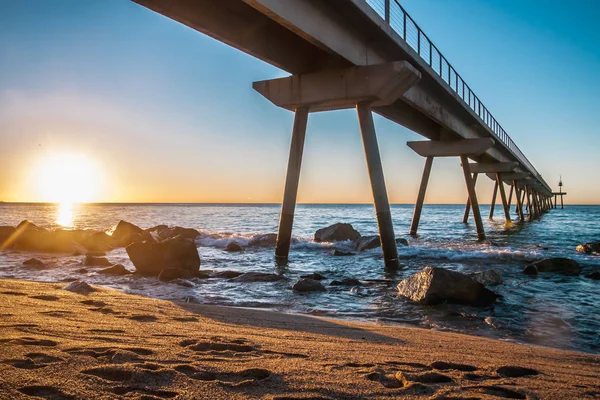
523, 258, 581, 275
576, 240, 600, 255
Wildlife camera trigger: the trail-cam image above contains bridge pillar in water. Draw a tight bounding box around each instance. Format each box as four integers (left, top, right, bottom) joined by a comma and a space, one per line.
253, 61, 421, 268
496, 173, 511, 223
410, 156, 433, 236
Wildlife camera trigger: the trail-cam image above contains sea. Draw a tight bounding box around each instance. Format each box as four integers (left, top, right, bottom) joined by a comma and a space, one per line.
0, 202, 598, 354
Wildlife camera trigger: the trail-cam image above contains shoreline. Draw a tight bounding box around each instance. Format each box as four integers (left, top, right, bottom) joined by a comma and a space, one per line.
1, 278, 599, 399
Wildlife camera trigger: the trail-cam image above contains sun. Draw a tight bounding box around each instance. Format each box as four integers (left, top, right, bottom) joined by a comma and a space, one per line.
34, 153, 103, 204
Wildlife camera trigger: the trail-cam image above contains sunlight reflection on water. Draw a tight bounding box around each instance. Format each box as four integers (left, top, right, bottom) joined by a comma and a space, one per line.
55, 202, 74, 227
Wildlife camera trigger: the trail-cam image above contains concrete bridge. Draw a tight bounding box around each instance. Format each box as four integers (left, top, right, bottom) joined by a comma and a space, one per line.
134, 0, 556, 268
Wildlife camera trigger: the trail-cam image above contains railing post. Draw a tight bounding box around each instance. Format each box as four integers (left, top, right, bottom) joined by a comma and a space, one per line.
384, 0, 390, 23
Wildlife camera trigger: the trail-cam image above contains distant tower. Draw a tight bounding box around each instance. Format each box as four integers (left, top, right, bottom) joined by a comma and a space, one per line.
557, 175, 564, 209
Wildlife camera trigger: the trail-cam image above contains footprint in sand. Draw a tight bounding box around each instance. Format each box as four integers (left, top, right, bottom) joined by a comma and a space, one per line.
430, 361, 478, 372
38, 310, 74, 318
179, 338, 256, 353
497, 365, 540, 378
18, 385, 75, 400
172, 316, 199, 322
1, 337, 58, 347
80, 300, 107, 307
1, 291, 27, 296
82, 365, 178, 384
473, 385, 528, 399
111, 386, 179, 399
126, 314, 159, 322
30, 295, 60, 301
2, 353, 64, 369
87, 329, 126, 334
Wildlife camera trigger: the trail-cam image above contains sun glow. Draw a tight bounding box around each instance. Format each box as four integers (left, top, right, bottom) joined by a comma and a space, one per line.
31, 152, 103, 227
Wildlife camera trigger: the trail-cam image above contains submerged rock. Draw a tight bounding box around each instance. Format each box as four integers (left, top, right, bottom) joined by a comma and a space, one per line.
158, 268, 195, 281
314, 223, 360, 243
353, 235, 381, 251
210, 270, 243, 279
526, 258, 581, 275
300, 272, 326, 281
97, 264, 130, 276
396, 238, 409, 246
23, 258, 44, 268
397, 266, 498, 306
248, 233, 278, 247
63, 280, 96, 294
585, 271, 600, 280
330, 277, 362, 286
292, 278, 326, 292
331, 249, 355, 256
84, 255, 112, 267
576, 241, 600, 255
126, 236, 200, 277
229, 272, 285, 283
469, 270, 503, 286
225, 242, 243, 252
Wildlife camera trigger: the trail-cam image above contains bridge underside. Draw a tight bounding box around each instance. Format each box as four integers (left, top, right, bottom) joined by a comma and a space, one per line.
133, 0, 555, 267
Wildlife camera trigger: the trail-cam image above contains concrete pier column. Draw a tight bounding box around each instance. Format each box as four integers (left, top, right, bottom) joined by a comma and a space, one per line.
489, 180, 498, 220
462, 173, 478, 223
460, 156, 486, 240
507, 183, 514, 210
496, 173, 511, 222
514, 181, 525, 221
561, 193, 564, 209
356, 102, 399, 268
275, 107, 309, 262
554, 194, 557, 209
525, 186, 532, 220
410, 156, 434, 236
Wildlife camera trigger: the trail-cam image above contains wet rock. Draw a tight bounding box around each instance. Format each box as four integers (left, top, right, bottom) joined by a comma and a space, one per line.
155, 226, 200, 240
314, 223, 360, 243
63, 280, 96, 294
585, 270, 600, 280
174, 279, 195, 288
86, 251, 106, 257
330, 277, 362, 286
11, 221, 83, 253
126, 236, 200, 277
292, 278, 326, 292
229, 272, 285, 283
396, 238, 409, 246
23, 258, 44, 268
225, 242, 243, 252
97, 264, 130, 276
523, 265, 539, 275
76, 268, 89, 274
158, 268, 196, 281
83, 255, 112, 267
81, 232, 114, 252
248, 233, 278, 247
0, 226, 16, 248
300, 272, 326, 280
353, 235, 381, 251
331, 249, 355, 256
397, 266, 498, 306
576, 241, 600, 255
527, 258, 581, 275
469, 270, 503, 286
110, 221, 153, 247
210, 270, 243, 279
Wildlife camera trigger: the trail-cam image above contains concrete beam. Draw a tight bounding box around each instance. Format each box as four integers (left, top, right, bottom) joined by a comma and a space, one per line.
407, 138, 494, 158
253, 62, 421, 112
468, 162, 518, 174
486, 172, 529, 182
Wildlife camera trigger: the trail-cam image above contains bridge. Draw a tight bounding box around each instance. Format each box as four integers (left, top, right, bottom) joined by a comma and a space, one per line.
134, 0, 556, 269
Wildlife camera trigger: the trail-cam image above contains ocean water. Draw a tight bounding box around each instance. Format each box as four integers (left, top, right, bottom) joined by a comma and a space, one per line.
0, 202, 598, 354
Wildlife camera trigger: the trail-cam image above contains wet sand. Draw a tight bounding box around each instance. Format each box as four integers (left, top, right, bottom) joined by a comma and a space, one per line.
0, 278, 598, 399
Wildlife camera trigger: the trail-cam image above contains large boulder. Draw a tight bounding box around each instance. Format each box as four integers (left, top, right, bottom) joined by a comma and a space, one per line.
397, 266, 498, 306
526, 258, 581, 275
469, 270, 503, 286
225, 242, 243, 252
248, 233, 278, 247
126, 236, 200, 276
0, 226, 16, 249
11, 221, 83, 253
110, 221, 152, 247
576, 241, 600, 255
585, 271, 600, 280
98, 264, 131, 276
292, 278, 326, 292
353, 235, 381, 251
80, 232, 114, 252
83, 255, 112, 267
151, 226, 200, 240
314, 223, 360, 243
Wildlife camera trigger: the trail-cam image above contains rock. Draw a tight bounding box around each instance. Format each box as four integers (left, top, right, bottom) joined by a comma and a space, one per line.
314, 223, 360, 243
225, 242, 243, 252
469, 270, 503, 286
353, 235, 380, 251
230, 272, 285, 283
76, 268, 89, 274
84, 255, 112, 267
147, 224, 169, 233
528, 258, 581, 275
576, 241, 600, 255
0, 226, 16, 248
174, 279, 195, 288
63, 280, 96, 294
330, 278, 362, 286
300, 272, 326, 280
248, 233, 278, 247
292, 278, 326, 292
523, 265, 538, 275
585, 271, 600, 280
396, 238, 409, 246
97, 264, 130, 276
80, 232, 114, 252
86, 251, 106, 257
331, 249, 355, 256
23, 258, 44, 267
397, 266, 498, 306
158, 268, 195, 281
11, 221, 83, 253
210, 270, 243, 279
126, 236, 200, 277
156, 226, 200, 240
110, 221, 152, 247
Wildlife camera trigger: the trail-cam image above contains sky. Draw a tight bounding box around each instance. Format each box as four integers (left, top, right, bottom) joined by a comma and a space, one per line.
0, 0, 598, 204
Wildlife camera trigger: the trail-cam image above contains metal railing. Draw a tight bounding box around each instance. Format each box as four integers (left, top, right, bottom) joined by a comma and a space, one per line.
365, 0, 549, 190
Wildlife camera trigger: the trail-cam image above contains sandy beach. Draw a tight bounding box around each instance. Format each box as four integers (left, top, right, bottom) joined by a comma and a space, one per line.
1, 278, 598, 399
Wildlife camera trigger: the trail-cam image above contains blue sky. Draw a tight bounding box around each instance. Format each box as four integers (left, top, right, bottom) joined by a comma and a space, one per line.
0, 0, 598, 203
